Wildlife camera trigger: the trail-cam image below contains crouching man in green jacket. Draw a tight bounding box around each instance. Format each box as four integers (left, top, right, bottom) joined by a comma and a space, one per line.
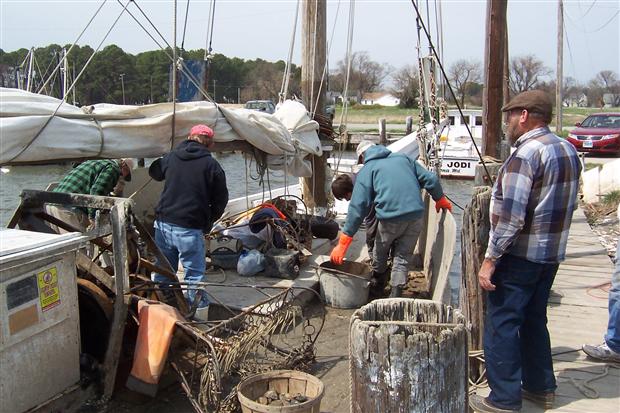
329, 145, 452, 297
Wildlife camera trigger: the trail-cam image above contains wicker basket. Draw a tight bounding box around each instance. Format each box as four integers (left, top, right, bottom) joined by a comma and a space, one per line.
237, 370, 324, 413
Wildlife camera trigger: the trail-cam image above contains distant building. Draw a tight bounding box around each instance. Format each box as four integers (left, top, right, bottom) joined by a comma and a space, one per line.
563, 93, 588, 108
603, 93, 620, 108
360, 92, 400, 107
327, 90, 361, 105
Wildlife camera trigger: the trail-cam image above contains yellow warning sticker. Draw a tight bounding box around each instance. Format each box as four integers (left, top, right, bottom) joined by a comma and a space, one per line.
37, 267, 61, 311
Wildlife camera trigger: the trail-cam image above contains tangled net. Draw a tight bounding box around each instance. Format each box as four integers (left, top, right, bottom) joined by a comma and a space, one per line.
170, 287, 324, 413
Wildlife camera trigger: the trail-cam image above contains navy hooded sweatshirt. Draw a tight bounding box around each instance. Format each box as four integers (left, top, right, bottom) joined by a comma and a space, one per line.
342, 145, 444, 237
149, 140, 229, 232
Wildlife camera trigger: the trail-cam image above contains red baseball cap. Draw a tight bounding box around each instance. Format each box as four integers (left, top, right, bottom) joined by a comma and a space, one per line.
189, 124, 214, 138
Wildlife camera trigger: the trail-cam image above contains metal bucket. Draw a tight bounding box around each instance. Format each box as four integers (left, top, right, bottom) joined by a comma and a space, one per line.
318, 261, 371, 309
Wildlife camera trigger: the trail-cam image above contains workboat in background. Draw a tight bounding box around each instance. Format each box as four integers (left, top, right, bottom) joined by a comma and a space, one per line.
436, 109, 483, 179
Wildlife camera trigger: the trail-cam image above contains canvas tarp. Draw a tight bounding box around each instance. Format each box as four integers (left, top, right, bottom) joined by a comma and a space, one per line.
0, 88, 322, 177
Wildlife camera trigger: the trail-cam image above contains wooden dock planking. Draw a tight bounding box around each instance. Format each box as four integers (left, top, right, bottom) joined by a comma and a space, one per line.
475, 207, 620, 412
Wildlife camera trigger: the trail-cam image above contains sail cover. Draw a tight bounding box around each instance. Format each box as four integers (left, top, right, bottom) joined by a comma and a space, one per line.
0, 88, 322, 177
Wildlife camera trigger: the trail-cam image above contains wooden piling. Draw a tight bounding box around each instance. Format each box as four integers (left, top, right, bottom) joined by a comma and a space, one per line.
459, 186, 491, 383
378, 118, 387, 146
405, 116, 413, 135
350, 299, 468, 413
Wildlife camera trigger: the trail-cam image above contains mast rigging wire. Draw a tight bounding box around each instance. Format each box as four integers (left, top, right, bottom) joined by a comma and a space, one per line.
37, 0, 108, 94
181, 0, 191, 51
6, 0, 131, 164
409, 0, 494, 185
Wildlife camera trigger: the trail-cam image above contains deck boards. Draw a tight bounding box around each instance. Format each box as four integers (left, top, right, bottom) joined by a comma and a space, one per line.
475, 208, 620, 412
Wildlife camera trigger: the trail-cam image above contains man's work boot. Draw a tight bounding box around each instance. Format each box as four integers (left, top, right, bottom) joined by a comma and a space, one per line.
469, 395, 520, 412
521, 388, 554, 410
389, 284, 403, 298
369, 271, 387, 298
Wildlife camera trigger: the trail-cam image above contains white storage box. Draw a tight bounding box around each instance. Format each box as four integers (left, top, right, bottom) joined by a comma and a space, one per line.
0, 229, 86, 413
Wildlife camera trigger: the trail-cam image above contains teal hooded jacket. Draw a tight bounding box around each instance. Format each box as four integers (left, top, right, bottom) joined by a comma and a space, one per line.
342, 145, 444, 237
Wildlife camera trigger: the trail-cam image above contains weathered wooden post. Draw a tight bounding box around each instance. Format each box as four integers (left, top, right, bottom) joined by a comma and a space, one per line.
459, 186, 492, 383
405, 115, 413, 135
350, 299, 468, 412
379, 118, 387, 146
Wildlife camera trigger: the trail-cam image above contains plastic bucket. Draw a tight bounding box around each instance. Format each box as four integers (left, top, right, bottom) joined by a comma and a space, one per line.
237, 370, 324, 413
318, 261, 371, 309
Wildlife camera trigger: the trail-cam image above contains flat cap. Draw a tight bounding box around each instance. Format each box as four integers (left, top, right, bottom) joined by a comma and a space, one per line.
501, 90, 553, 116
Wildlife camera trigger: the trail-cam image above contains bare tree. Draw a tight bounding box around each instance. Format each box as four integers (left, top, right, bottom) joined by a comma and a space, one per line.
509, 55, 552, 95
330, 51, 392, 94
447, 59, 482, 107
595, 70, 619, 91
391, 64, 419, 108
587, 70, 620, 107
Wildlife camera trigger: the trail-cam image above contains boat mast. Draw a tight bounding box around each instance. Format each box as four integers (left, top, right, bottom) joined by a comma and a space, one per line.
481, 0, 507, 159
301, 0, 329, 210
26, 48, 35, 92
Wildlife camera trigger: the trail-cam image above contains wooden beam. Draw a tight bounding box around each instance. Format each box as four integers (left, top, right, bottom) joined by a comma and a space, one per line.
301, 0, 329, 209
481, 0, 507, 158
101, 202, 131, 400
76, 252, 115, 293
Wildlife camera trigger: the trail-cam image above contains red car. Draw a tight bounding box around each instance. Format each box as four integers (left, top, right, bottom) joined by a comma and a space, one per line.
566, 113, 620, 155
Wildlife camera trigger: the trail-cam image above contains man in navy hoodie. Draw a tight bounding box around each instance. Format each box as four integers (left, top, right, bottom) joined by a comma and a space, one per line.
330, 145, 452, 297
149, 124, 229, 309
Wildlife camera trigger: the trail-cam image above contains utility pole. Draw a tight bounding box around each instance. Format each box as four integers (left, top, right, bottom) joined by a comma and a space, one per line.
301, 0, 328, 210
213, 79, 217, 102
238, 87, 241, 104
150, 75, 154, 103
556, 0, 564, 133
119, 73, 126, 105
481, 0, 507, 159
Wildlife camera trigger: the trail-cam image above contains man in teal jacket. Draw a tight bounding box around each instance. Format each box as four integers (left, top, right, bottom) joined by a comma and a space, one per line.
330, 145, 452, 297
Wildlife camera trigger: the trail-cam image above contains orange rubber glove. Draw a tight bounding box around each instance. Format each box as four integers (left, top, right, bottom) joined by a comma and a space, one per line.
435, 195, 452, 213
330, 233, 353, 265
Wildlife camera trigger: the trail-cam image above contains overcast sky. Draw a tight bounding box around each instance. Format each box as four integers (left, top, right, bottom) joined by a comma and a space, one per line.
1, 0, 618, 85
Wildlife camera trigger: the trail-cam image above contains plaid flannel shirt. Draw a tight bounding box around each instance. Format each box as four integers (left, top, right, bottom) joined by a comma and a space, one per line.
485, 126, 581, 264
54, 159, 121, 216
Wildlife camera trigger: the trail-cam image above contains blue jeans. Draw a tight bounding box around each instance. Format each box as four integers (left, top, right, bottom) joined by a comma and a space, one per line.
484, 254, 559, 410
153, 220, 208, 308
606, 238, 620, 353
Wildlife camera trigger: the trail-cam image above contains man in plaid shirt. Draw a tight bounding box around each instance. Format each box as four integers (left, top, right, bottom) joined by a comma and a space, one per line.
470, 91, 581, 413
48, 159, 133, 232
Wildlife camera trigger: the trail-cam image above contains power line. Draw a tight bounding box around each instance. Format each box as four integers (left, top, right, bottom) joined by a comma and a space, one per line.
585, 10, 619, 33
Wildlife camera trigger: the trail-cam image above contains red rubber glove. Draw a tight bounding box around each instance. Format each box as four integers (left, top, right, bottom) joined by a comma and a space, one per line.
330, 233, 353, 265
435, 195, 452, 213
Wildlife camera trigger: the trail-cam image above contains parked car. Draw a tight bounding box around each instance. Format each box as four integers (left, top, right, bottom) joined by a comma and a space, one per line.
566, 113, 620, 155
244, 100, 275, 114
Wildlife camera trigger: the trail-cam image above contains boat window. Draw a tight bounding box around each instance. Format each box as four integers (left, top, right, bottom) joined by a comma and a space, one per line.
448, 116, 455, 125
475, 116, 483, 126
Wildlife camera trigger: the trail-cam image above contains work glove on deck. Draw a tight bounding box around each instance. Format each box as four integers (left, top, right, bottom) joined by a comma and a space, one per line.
435, 195, 452, 213
330, 233, 353, 265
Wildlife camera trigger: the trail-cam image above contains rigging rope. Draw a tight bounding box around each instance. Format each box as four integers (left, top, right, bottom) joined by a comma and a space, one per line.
37, 0, 108, 94
128, 0, 216, 104
172, 0, 178, 150
279, 0, 300, 103
181, 0, 191, 51
6, 0, 131, 164
410, 0, 494, 185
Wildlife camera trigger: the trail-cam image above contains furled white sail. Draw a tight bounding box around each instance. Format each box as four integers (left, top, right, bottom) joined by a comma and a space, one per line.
0, 88, 322, 177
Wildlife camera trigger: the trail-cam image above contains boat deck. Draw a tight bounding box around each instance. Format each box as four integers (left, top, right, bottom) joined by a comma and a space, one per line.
474, 207, 619, 412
